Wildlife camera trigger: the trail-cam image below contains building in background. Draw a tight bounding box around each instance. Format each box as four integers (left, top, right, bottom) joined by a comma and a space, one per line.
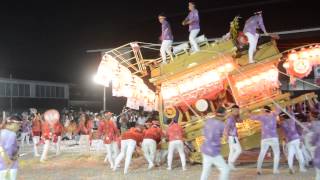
0, 77, 69, 112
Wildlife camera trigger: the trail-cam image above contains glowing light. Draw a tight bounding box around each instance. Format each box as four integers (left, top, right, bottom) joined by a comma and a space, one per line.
266, 69, 279, 81
251, 76, 260, 83
288, 52, 299, 61
208, 70, 220, 82
243, 79, 252, 86
293, 59, 311, 74
162, 86, 178, 100
283, 62, 289, 69
235, 81, 244, 89
299, 50, 309, 60
224, 63, 234, 72
217, 66, 226, 73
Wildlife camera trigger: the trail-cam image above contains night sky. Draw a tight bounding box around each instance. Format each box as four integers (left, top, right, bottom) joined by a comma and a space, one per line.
1, 0, 319, 85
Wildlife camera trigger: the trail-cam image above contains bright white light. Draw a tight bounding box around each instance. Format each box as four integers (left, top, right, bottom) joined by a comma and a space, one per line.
224, 63, 234, 72
288, 52, 298, 61
283, 62, 289, 69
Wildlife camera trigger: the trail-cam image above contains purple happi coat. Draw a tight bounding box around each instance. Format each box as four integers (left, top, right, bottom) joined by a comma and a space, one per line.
311, 121, 320, 168
201, 118, 225, 157
0, 129, 19, 171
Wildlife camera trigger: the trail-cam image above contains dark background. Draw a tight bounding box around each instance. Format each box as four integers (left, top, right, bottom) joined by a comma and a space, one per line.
0, 0, 319, 85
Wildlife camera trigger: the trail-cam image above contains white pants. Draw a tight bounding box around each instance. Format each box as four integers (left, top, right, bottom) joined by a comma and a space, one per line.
21, 132, 30, 146
55, 136, 62, 155
167, 140, 186, 169
200, 154, 230, 180
32, 136, 40, 156
301, 143, 312, 163
160, 40, 173, 63
316, 167, 320, 180
104, 141, 119, 169
245, 32, 259, 63
114, 139, 136, 174
257, 137, 280, 173
228, 136, 242, 165
79, 135, 90, 152
0, 169, 17, 180
304, 132, 316, 158
142, 139, 157, 167
189, 29, 200, 52
40, 140, 50, 162
287, 139, 305, 170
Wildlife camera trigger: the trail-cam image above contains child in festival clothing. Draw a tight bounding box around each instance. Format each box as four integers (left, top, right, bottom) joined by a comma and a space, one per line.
113, 125, 144, 174
166, 119, 186, 171
200, 107, 230, 180
20, 114, 31, 146
52, 121, 64, 155
78, 114, 93, 152
40, 119, 51, 162
32, 114, 42, 157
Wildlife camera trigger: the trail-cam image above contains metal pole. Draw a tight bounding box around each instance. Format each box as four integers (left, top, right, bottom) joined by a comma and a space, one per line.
103, 86, 106, 111
10, 74, 13, 113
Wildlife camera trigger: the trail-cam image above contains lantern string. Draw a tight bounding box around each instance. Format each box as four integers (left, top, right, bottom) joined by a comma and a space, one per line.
280, 43, 320, 55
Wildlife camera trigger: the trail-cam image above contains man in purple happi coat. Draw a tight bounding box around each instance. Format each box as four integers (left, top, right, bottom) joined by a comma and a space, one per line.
311, 119, 320, 180
243, 11, 269, 64
250, 105, 280, 175
182, 1, 200, 53
158, 13, 173, 64
279, 112, 306, 174
224, 105, 242, 170
200, 107, 230, 180
0, 116, 22, 180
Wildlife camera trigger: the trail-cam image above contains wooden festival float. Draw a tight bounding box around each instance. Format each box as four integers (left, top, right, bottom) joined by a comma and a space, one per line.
94, 18, 320, 163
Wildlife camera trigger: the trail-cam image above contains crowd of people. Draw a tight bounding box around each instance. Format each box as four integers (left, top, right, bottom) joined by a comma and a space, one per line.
1, 100, 320, 180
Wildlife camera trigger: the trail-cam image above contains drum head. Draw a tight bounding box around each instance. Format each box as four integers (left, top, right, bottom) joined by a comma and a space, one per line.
44, 109, 60, 125
195, 99, 209, 112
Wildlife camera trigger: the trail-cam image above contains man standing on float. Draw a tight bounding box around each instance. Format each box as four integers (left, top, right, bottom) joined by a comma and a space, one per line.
158, 13, 173, 64
243, 11, 269, 64
182, 1, 200, 53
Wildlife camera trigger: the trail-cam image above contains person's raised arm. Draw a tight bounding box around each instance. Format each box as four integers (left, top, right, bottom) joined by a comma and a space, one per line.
258, 15, 268, 35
